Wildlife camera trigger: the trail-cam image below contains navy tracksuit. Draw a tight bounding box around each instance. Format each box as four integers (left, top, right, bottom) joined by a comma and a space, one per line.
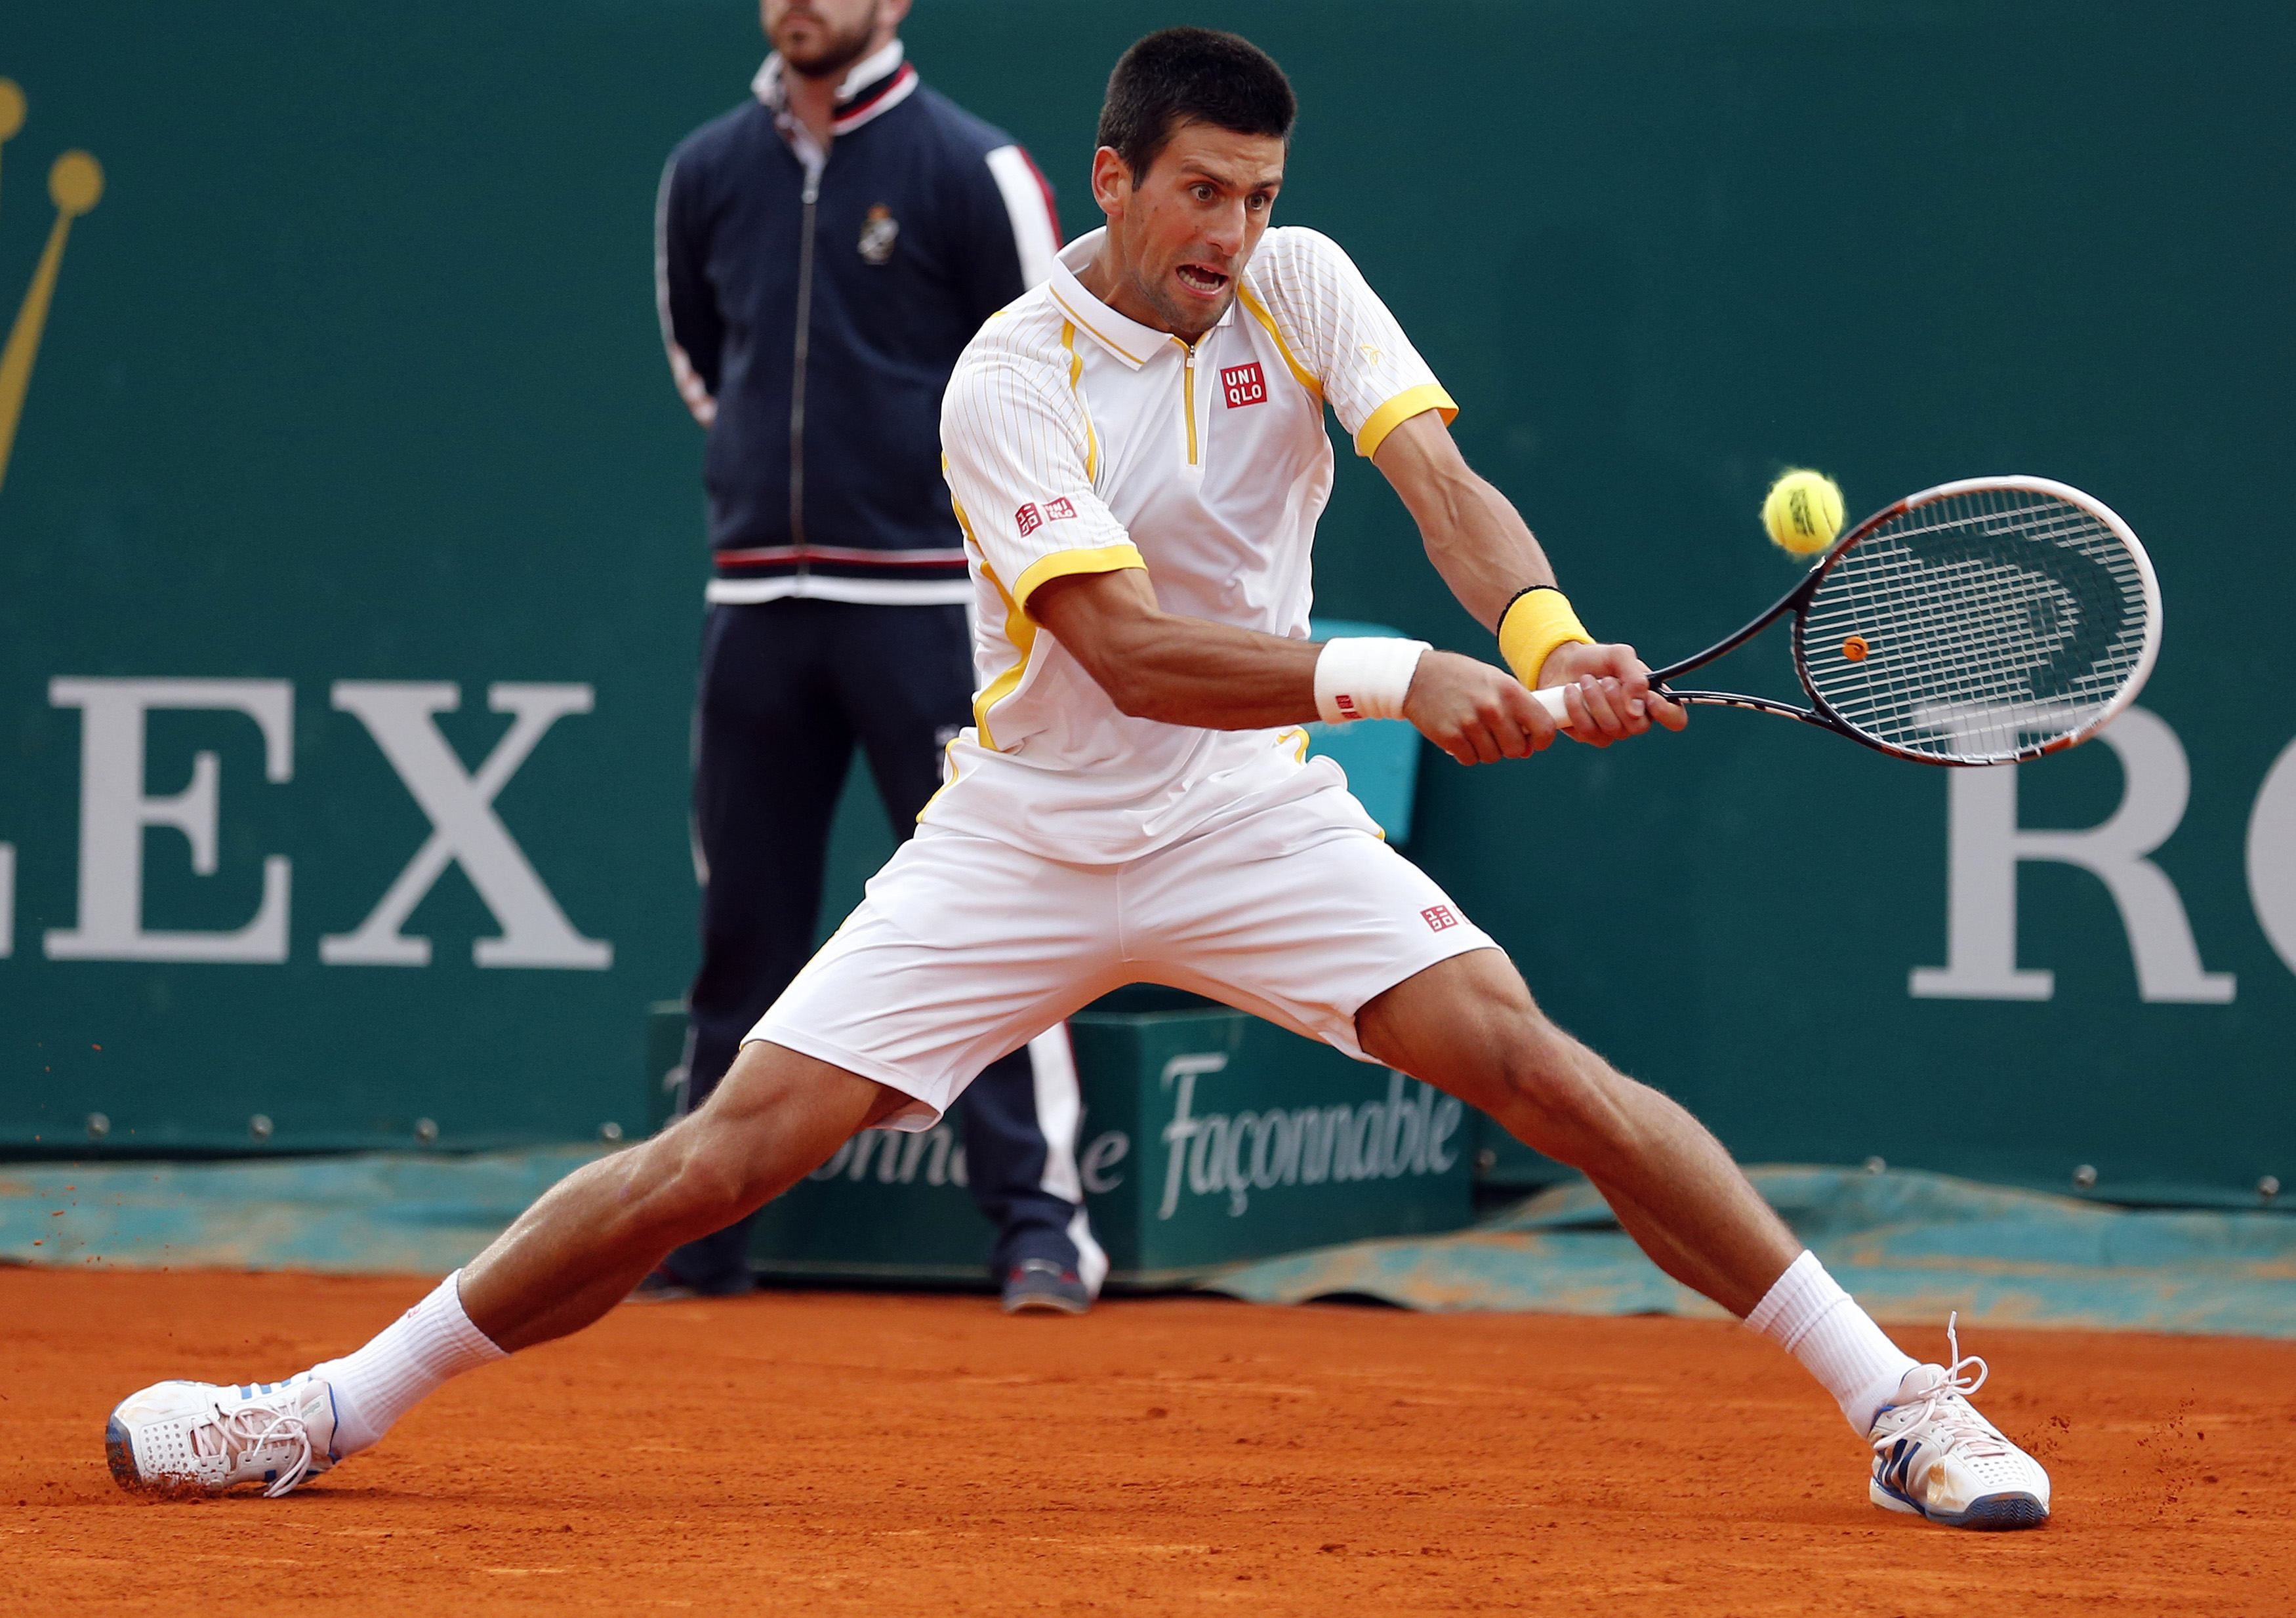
653, 44, 1096, 1292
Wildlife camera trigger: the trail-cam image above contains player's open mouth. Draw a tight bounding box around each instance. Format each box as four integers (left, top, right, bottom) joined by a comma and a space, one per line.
1176, 264, 1229, 296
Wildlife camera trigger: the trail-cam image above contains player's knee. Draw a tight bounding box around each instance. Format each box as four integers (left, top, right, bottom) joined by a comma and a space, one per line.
1490, 1014, 1574, 1106
649, 1126, 758, 1237
1492, 1030, 1642, 1165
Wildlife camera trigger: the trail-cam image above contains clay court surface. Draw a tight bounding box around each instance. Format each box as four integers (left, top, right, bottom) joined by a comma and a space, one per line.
3, 1271, 2291, 1615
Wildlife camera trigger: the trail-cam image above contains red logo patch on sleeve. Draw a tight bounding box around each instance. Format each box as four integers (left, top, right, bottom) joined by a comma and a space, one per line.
1221, 361, 1268, 409
1044, 496, 1076, 521
1015, 502, 1042, 537
1421, 905, 1458, 933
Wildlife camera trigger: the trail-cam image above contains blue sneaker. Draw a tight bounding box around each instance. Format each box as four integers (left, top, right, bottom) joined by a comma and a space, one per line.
1868, 1317, 2051, 1529
1000, 1259, 1090, 1316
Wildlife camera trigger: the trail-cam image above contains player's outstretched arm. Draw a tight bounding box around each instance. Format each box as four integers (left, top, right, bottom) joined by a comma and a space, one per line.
1371, 411, 1685, 743
1029, 567, 1561, 765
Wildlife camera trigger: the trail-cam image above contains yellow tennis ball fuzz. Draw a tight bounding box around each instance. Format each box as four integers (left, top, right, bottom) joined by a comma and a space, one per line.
1762, 468, 1845, 556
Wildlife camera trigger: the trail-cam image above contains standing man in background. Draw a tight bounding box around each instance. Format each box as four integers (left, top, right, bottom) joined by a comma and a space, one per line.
651, 0, 1102, 1312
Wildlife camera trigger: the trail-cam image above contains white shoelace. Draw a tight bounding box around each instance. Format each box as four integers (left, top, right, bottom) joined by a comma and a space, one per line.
200, 1392, 317, 1498
1872, 1312, 2009, 1461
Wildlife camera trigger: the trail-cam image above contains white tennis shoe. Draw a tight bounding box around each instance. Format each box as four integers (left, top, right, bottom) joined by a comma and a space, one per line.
1867, 1316, 2051, 1529
106, 1376, 340, 1498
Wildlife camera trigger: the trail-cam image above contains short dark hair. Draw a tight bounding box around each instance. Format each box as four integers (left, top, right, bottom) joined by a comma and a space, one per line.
1096, 28, 1296, 180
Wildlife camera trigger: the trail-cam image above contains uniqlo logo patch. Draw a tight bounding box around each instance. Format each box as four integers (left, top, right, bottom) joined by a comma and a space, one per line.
1044, 496, 1076, 521
1015, 502, 1042, 537
1221, 361, 1268, 409
1421, 905, 1458, 933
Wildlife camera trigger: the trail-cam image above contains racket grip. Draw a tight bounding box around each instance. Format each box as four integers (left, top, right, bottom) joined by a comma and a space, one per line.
1531, 685, 1574, 729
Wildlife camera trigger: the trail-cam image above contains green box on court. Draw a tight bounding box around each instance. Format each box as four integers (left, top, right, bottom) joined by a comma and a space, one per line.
1062, 994, 1476, 1284
646, 995, 1475, 1287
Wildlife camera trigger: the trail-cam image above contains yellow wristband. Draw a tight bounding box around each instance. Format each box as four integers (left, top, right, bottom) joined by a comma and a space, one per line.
1496, 586, 1594, 687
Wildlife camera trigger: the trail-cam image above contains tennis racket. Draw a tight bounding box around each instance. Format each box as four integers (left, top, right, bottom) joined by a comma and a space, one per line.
1532, 475, 2162, 765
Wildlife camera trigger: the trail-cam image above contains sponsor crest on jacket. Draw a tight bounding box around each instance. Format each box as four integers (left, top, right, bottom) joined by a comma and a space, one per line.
858, 203, 899, 265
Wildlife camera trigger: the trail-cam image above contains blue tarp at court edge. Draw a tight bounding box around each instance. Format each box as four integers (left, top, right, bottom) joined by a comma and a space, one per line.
1208, 1167, 2296, 1339
5, 1156, 2292, 1338
0, 1149, 606, 1276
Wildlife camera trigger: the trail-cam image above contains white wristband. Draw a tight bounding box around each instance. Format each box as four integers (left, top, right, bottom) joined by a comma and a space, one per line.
1314, 637, 1431, 724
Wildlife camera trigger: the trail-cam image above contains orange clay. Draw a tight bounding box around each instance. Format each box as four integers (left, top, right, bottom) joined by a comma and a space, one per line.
5, 1269, 2291, 1615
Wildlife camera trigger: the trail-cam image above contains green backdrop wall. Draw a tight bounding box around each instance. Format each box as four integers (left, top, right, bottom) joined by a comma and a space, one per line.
3, 1, 2289, 1204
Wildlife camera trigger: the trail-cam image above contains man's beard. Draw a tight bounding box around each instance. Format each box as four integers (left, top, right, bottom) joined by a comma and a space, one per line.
774, 4, 882, 83
1133, 260, 1232, 342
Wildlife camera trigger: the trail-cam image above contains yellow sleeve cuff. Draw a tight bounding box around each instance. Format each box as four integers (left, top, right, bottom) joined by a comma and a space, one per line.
1354, 383, 1459, 459
1012, 542, 1148, 613
1498, 587, 1595, 688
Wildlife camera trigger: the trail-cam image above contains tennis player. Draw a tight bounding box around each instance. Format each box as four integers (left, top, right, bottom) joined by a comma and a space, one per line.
105, 28, 2051, 1531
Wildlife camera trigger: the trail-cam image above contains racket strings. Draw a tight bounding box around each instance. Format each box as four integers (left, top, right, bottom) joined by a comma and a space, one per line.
1799, 487, 2150, 763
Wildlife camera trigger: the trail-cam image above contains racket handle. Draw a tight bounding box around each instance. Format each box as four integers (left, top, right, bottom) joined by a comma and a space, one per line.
1531, 681, 1685, 730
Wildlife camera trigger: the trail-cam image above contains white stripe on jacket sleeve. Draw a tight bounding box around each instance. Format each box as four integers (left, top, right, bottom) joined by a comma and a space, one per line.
985, 144, 1061, 289
653, 155, 717, 427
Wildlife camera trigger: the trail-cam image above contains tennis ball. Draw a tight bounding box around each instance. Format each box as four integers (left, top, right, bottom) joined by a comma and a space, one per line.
1762, 468, 1845, 556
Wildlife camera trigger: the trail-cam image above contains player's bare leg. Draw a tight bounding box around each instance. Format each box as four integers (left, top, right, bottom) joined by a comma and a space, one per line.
459, 1042, 904, 1349
1355, 947, 1797, 1316
103, 1041, 907, 1495
1358, 947, 2052, 1527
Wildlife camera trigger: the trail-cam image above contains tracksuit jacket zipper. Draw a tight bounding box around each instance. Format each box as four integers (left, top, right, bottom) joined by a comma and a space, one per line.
789, 157, 823, 574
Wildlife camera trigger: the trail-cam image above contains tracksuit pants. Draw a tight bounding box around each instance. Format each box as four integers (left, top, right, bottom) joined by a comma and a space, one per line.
662, 597, 1099, 1294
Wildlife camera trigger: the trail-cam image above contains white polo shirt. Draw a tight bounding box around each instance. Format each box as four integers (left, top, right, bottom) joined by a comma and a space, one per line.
929, 225, 1456, 862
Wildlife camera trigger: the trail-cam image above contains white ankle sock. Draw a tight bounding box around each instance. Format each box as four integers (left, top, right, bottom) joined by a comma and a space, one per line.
311, 1270, 507, 1455
1746, 1249, 1918, 1434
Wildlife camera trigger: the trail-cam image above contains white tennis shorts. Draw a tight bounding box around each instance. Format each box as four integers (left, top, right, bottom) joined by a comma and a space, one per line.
748, 777, 1498, 1129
